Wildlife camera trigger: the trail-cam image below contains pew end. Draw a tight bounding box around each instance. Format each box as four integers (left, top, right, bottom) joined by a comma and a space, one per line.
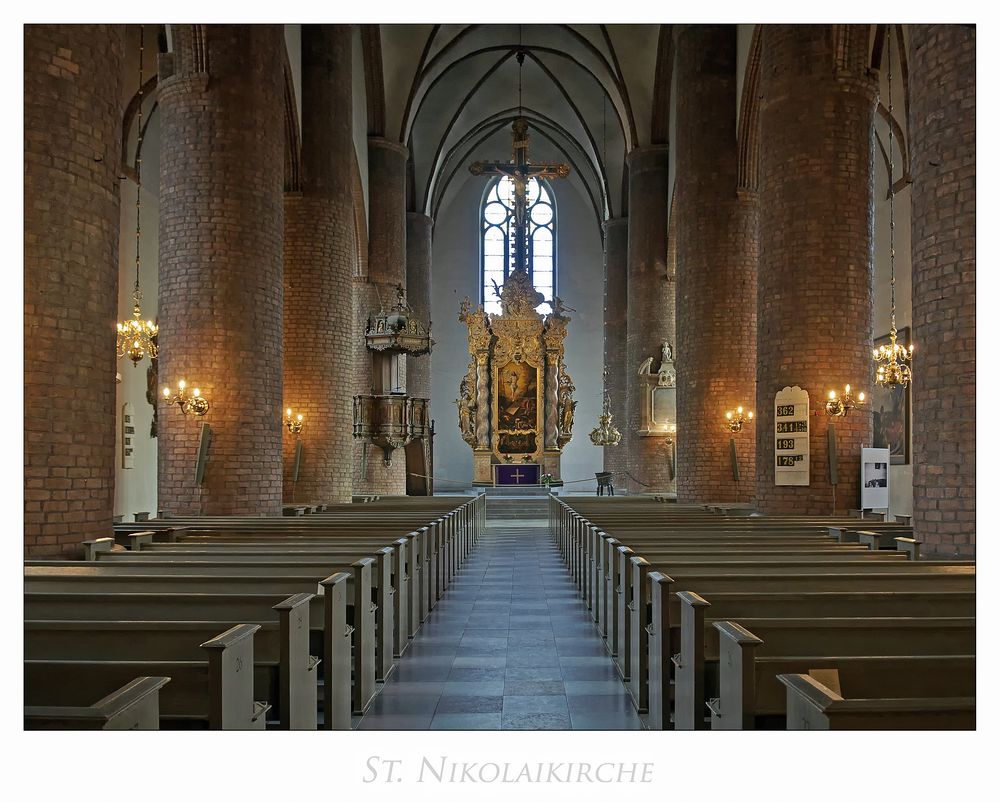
82, 537, 115, 562
646, 571, 676, 730
200, 623, 269, 729
895, 537, 922, 561
779, 673, 975, 730
24, 676, 170, 730
128, 531, 156, 551
272, 592, 320, 730
674, 591, 711, 730
712, 621, 763, 730
319, 571, 353, 730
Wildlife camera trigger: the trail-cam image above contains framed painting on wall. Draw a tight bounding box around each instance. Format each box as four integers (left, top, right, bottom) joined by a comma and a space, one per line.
870, 326, 911, 465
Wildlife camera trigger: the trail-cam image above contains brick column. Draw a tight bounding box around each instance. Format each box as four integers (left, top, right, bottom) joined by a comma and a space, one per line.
406, 212, 433, 401
755, 25, 876, 514
24, 25, 124, 556
625, 146, 674, 492
157, 25, 285, 515
603, 217, 629, 478
353, 137, 409, 495
908, 25, 976, 557
674, 25, 757, 504
283, 25, 354, 505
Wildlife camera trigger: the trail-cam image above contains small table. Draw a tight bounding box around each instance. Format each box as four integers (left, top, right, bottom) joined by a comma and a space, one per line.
494, 463, 541, 487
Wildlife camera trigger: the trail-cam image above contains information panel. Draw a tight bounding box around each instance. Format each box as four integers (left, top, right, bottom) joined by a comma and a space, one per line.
774, 386, 809, 486
860, 447, 890, 511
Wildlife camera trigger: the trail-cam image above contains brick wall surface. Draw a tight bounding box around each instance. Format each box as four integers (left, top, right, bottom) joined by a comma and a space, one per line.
625, 145, 675, 492
156, 25, 285, 515
675, 25, 757, 504
755, 25, 875, 515
603, 217, 629, 478
908, 25, 976, 557
282, 25, 355, 505
24, 25, 124, 556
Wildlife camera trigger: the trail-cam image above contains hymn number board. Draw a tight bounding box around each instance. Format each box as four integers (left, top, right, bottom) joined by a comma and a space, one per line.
774, 386, 809, 486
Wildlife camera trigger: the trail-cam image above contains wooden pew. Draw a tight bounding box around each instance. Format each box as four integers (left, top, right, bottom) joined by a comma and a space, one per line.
24, 623, 269, 729
548, 495, 977, 732
24, 676, 170, 730
131, 529, 430, 640
600, 537, 875, 676
712, 617, 975, 729
24, 555, 382, 692
24, 572, 358, 725
78, 548, 400, 679
671, 589, 977, 730
25, 593, 318, 729
635, 558, 971, 711
642, 565, 974, 721
778, 672, 975, 730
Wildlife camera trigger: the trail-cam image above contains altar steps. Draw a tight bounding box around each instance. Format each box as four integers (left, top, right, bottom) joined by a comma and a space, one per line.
485, 496, 548, 526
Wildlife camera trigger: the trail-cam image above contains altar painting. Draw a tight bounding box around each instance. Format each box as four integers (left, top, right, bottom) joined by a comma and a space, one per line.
495, 359, 540, 454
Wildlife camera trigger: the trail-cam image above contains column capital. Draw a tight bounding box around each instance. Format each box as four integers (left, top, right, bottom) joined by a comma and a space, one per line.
626, 144, 670, 172
368, 136, 409, 160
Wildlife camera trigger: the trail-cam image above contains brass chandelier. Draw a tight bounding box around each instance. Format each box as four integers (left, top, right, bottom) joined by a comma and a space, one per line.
116, 24, 158, 367
590, 368, 622, 447
589, 101, 622, 450
872, 32, 913, 388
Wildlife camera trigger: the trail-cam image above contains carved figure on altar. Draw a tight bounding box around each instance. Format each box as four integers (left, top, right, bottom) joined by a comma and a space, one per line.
551, 296, 576, 318
557, 369, 576, 445
455, 373, 477, 446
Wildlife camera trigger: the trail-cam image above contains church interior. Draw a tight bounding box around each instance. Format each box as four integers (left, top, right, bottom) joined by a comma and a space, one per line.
22, 21, 977, 743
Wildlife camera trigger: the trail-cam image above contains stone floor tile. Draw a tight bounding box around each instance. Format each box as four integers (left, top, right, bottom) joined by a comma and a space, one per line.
435, 695, 504, 714
501, 712, 572, 730
430, 713, 502, 730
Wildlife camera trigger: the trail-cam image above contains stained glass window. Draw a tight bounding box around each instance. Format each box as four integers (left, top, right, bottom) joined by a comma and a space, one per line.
480, 175, 556, 316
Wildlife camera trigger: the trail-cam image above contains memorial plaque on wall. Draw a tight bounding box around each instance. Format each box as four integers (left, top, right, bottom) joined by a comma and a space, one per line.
774, 386, 809, 486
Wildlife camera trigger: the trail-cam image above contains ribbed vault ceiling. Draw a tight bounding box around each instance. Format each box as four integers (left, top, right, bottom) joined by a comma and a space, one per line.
379, 24, 662, 224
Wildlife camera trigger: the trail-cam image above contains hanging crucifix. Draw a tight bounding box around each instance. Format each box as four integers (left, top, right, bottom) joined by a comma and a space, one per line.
470, 113, 571, 276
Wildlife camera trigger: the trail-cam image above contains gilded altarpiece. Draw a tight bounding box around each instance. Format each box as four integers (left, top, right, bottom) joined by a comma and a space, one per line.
457, 270, 575, 484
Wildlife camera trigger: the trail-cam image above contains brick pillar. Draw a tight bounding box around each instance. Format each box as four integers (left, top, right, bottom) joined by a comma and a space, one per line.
909, 25, 976, 557
603, 217, 629, 477
24, 25, 124, 556
282, 25, 354, 505
157, 25, 285, 515
755, 25, 876, 514
406, 212, 433, 401
353, 138, 409, 495
625, 146, 674, 492
675, 25, 757, 504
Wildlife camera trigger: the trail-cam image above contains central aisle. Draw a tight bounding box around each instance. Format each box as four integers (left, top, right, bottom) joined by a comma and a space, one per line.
357, 501, 644, 730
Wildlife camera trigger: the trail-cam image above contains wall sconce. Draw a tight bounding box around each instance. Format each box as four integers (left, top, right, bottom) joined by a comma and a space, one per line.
162, 380, 209, 416
826, 384, 865, 417
725, 406, 753, 433
284, 408, 304, 435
